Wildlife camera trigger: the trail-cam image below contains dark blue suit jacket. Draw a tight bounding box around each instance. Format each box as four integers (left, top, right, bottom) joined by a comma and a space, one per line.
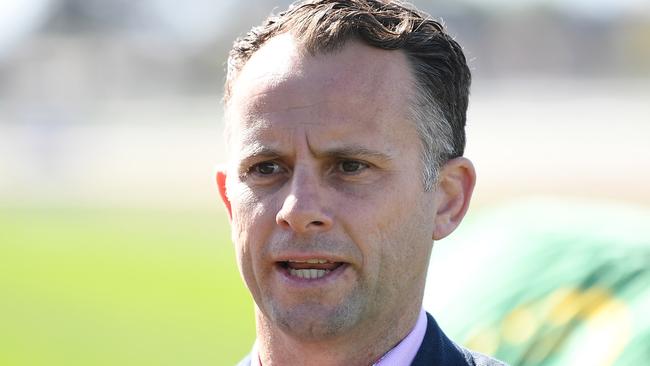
237, 313, 507, 365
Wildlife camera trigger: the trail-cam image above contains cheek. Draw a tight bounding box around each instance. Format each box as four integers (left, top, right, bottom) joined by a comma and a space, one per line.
229, 186, 281, 278
231, 201, 268, 265
230, 185, 275, 241
366, 220, 431, 308
344, 188, 434, 283
230, 203, 271, 303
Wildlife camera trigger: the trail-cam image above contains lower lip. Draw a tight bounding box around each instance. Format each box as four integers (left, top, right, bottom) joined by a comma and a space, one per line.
277, 263, 349, 286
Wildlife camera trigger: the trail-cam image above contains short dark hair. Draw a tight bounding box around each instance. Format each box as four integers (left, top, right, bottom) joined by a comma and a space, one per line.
225, 0, 471, 189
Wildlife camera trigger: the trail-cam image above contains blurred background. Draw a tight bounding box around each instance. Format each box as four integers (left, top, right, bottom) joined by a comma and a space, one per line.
1, 0, 649, 365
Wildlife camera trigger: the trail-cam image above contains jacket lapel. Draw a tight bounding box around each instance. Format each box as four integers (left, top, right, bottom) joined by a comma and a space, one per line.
411, 313, 471, 366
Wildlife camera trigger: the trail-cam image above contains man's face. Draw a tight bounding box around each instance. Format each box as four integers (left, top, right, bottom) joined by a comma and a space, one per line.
221, 34, 438, 340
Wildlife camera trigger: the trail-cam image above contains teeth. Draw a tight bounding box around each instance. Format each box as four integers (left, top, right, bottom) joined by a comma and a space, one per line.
289, 268, 330, 279
287, 259, 329, 264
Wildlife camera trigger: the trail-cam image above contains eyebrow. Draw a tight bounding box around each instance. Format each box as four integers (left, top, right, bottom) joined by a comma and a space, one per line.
237, 145, 282, 162
315, 147, 392, 162
237, 145, 393, 163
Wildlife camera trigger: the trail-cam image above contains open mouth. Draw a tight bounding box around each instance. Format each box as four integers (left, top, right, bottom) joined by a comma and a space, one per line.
278, 259, 345, 280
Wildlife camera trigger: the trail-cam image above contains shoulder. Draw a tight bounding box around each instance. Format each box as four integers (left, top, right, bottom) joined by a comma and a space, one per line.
459, 347, 509, 366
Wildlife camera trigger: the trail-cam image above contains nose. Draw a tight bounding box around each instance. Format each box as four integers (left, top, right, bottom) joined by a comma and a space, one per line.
276, 174, 333, 233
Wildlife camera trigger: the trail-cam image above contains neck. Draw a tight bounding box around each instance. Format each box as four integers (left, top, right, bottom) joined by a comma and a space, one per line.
254, 303, 422, 366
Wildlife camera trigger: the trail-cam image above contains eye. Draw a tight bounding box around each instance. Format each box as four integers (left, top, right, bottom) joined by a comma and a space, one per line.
253, 161, 283, 175
338, 160, 368, 174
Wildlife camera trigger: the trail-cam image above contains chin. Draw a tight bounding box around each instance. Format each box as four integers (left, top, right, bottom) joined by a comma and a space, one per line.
268, 299, 366, 340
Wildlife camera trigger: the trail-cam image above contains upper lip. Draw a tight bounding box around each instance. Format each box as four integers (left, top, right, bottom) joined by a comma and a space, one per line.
286, 259, 330, 264
273, 253, 349, 264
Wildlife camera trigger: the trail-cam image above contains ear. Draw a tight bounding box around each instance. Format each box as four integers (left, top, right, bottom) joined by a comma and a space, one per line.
433, 157, 476, 240
216, 167, 232, 220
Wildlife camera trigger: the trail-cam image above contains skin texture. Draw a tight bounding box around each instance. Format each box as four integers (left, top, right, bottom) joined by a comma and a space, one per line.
217, 33, 476, 366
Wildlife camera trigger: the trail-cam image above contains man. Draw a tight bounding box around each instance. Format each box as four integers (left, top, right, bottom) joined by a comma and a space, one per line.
216, 0, 506, 365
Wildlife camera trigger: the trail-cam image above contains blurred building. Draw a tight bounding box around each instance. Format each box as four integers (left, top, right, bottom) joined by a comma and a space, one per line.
0, 0, 649, 207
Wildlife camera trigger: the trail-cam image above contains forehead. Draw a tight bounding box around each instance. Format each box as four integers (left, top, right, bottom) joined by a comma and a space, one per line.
229, 34, 413, 104
225, 33, 417, 150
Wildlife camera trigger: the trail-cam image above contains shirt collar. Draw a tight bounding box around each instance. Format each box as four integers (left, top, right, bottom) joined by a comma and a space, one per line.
250, 308, 427, 366
373, 308, 428, 365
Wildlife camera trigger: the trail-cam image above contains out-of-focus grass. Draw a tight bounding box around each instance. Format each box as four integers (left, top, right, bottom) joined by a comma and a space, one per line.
0, 206, 254, 366
5, 199, 648, 366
